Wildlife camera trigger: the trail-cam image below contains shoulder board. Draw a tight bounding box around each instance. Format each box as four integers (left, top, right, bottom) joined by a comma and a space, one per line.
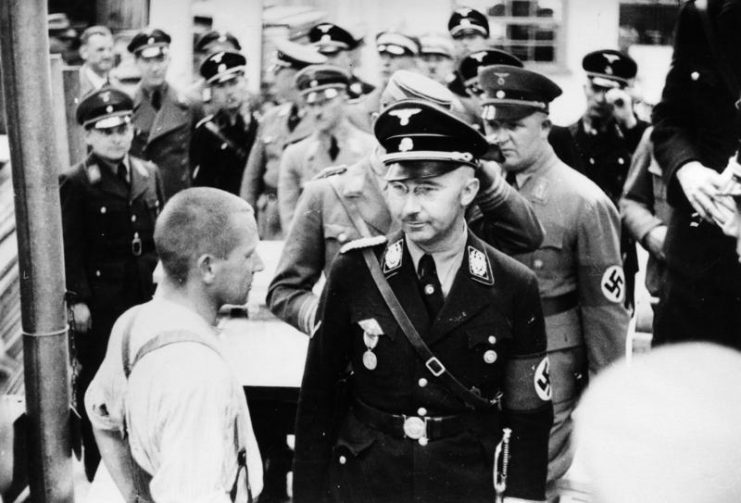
196, 114, 215, 129
340, 236, 387, 254
313, 165, 348, 180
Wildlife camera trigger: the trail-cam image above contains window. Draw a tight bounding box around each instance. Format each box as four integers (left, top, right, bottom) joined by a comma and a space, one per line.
619, 1, 679, 49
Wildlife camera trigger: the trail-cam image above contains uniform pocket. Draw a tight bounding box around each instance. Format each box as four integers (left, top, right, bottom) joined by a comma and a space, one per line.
329, 412, 380, 503
532, 224, 566, 280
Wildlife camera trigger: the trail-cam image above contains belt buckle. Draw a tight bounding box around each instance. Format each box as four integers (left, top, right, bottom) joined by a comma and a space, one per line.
403, 416, 427, 440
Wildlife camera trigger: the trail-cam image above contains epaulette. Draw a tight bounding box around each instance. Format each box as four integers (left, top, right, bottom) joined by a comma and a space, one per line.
196, 114, 215, 129
340, 235, 387, 254
313, 165, 348, 180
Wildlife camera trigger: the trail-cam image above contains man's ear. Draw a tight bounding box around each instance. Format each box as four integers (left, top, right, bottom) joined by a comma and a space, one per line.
196, 254, 216, 284
79, 44, 88, 62
540, 116, 552, 139
461, 171, 480, 206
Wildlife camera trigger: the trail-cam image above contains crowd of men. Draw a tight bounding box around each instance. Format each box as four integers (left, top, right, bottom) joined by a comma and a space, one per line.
45, 1, 741, 502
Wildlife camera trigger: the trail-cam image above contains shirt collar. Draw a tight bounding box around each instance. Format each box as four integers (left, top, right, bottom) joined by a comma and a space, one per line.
405, 225, 468, 297
83, 65, 108, 90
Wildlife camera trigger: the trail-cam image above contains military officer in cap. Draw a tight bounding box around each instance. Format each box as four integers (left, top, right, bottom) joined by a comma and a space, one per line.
278, 64, 375, 231
446, 7, 491, 98
60, 87, 164, 480
556, 49, 649, 308
478, 65, 629, 486
268, 69, 545, 335
190, 51, 258, 195
347, 32, 420, 132
309, 22, 376, 100
239, 40, 326, 239
128, 28, 204, 200
294, 98, 552, 503
418, 33, 456, 86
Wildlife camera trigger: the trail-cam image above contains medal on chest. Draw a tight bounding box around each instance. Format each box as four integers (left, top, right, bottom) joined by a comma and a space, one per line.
358, 318, 383, 371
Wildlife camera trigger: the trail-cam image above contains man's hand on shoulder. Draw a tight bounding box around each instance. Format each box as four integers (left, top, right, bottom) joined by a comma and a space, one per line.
71, 302, 92, 334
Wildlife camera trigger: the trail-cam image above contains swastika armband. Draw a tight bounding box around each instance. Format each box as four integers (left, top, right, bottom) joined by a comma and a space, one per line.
578, 264, 626, 306
503, 355, 552, 411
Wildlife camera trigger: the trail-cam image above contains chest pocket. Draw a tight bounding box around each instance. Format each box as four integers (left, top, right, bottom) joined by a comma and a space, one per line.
532, 224, 566, 280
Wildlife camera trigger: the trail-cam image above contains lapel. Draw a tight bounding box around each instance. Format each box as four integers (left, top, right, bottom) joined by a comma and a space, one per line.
342, 156, 393, 235
87, 154, 129, 200
382, 233, 431, 338
148, 84, 191, 144
128, 157, 152, 201
285, 105, 314, 146
427, 231, 496, 345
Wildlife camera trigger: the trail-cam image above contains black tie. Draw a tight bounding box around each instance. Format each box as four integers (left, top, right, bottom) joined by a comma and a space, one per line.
287, 103, 300, 132
505, 171, 518, 189
151, 88, 161, 111
418, 254, 444, 319
329, 135, 339, 161
117, 163, 129, 187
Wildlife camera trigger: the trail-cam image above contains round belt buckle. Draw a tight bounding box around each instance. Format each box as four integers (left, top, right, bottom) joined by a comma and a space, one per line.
403, 416, 426, 440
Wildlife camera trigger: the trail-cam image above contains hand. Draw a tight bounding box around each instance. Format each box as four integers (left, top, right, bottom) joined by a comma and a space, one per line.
718, 199, 741, 264
606, 88, 637, 129
643, 225, 667, 261
70, 302, 92, 334
476, 160, 503, 190
676, 161, 728, 225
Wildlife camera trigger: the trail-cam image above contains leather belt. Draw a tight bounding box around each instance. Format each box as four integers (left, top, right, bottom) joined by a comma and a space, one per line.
352, 399, 500, 442
541, 291, 578, 317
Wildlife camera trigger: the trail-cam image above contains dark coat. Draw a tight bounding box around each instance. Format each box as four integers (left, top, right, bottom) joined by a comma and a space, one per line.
190, 109, 258, 195
293, 231, 553, 503
60, 154, 163, 365
131, 83, 203, 200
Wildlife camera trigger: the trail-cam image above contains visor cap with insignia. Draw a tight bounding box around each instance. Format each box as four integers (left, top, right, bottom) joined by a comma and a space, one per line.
76, 87, 134, 130
478, 65, 562, 121
459, 49, 523, 93
582, 49, 637, 89
381, 70, 455, 110
294, 64, 350, 103
374, 99, 489, 180
200, 51, 247, 85
48, 13, 76, 39
127, 28, 171, 58
309, 23, 360, 54
272, 39, 327, 72
195, 30, 241, 53
376, 32, 420, 57
448, 7, 490, 39
419, 34, 454, 59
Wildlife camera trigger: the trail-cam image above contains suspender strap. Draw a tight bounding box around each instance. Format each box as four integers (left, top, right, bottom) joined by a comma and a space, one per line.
203, 121, 249, 159
328, 176, 373, 238
360, 248, 498, 410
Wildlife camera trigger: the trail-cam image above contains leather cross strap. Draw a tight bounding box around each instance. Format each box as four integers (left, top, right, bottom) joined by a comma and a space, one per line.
328, 176, 373, 238
360, 247, 499, 410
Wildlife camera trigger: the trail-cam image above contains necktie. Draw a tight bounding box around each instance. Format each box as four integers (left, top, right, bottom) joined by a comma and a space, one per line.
505, 170, 518, 189
151, 88, 161, 111
117, 163, 129, 187
287, 103, 300, 132
418, 254, 444, 319
329, 135, 339, 161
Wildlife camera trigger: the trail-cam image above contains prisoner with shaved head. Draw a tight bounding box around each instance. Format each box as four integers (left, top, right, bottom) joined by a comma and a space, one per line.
85, 187, 264, 502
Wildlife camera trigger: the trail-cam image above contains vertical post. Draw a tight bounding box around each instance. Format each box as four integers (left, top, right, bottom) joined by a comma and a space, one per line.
0, 1, 74, 502
62, 68, 86, 166
50, 55, 71, 168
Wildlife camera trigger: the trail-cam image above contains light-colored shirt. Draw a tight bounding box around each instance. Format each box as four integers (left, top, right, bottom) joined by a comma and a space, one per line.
406, 227, 467, 298
82, 64, 109, 91
85, 296, 263, 502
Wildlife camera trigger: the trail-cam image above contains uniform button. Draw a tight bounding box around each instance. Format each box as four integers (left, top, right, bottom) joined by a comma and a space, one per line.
338, 455, 346, 465
131, 215, 137, 222
533, 259, 544, 269
588, 157, 595, 165
418, 378, 428, 388
100, 206, 107, 214
618, 157, 625, 165
221, 143, 228, 150
338, 232, 347, 243
418, 437, 428, 447
483, 350, 498, 364
424, 284, 435, 295
691, 71, 700, 81
95, 270, 101, 277
417, 407, 427, 416
488, 336, 496, 345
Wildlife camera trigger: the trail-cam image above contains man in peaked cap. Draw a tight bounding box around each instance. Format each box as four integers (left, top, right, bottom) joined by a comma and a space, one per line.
293, 99, 552, 503
277, 64, 376, 232
448, 7, 490, 59
479, 65, 629, 490
346, 31, 421, 132
127, 28, 204, 201
239, 39, 326, 239
60, 87, 164, 480
557, 49, 649, 309
418, 33, 455, 86
309, 22, 376, 100
190, 51, 258, 195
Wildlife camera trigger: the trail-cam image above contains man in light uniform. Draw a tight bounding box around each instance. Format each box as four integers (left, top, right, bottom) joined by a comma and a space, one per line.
85, 188, 264, 502
479, 65, 630, 487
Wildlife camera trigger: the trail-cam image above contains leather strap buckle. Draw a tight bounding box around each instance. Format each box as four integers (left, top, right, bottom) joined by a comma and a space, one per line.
425, 357, 445, 377
402, 416, 427, 440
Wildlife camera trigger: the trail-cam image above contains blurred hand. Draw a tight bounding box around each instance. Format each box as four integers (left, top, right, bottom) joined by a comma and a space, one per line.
476, 160, 503, 190
643, 225, 667, 261
606, 88, 637, 129
676, 161, 728, 225
70, 302, 92, 334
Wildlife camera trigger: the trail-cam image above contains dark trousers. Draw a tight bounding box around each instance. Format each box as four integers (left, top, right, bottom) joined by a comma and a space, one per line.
653, 270, 741, 349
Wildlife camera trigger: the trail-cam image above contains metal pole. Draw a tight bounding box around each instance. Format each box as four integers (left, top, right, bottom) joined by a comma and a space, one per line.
62, 67, 86, 166
50, 55, 71, 168
0, 1, 74, 502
